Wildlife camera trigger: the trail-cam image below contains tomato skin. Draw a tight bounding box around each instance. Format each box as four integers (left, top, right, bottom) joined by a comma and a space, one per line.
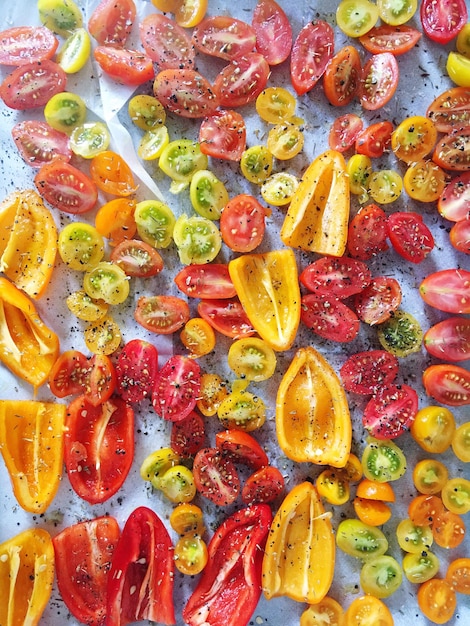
354, 276, 402, 325
152, 355, 201, 422
301, 293, 360, 343
359, 24, 421, 55
192, 15, 256, 60
424, 317, 470, 362
35, 160, 98, 214
328, 113, 363, 152
300, 256, 371, 299
438, 172, 470, 221
64, 396, 134, 504
53, 516, 120, 626
355, 120, 394, 158
213, 52, 270, 108
0, 59, 66, 110
193, 447, 240, 505
242, 465, 284, 504
387, 212, 434, 263
363, 383, 419, 440
88, 0, 136, 47
290, 19, 335, 96
12, 120, 71, 167
347, 203, 389, 260
174, 264, 236, 299
94, 46, 154, 86
324, 45, 362, 107
198, 298, 255, 339
135, 295, 190, 334
220, 194, 269, 252
116, 339, 159, 404
199, 109, 246, 161
420, 268, 470, 314
340, 350, 399, 395
420, 0, 468, 44
423, 363, 470, 406
215, 429, 269, 470
360, 52, 399, 110
252, 0, 292, 65
0, 26, 58, 65
140, 13, 195, 70
154, 68, 219, 118
171, 410, 206, 458
450, 216, 470, 253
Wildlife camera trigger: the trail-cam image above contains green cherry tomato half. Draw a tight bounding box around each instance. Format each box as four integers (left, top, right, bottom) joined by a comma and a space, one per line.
396, 519, 434, 554
134, 200, 176, 249
58, 222, 105, 271
56, 27, 91, 73
362, 437, 407, 482
159, 139, 208, 183
217, 389, 266, 432
360, 555, 403, 598
240, 145, 273, 184
83, 261, 130, 305
69, 122, 111, 158
227, 337, 277, 382
172, 213, 222, 265
336, 0, 379, 38
38, 0, 83, 37
261, 172, 299, 206
44, 92, 87, 134
189, 169, 229, 220
447, 51, 470, 88
377, 310, 423, 357
158, 465, 196, 503
402, 551, 440, 584
140, 447, 180, 488
336, 518, 389, 560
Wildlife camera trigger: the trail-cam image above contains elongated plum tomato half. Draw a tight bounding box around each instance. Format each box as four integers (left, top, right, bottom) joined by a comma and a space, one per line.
191, 15, 256, 61
199, 109, 246, 162
363, 383, 419, 439
12, 120, 72, 167
420, 0, 468, 44
340, 350, 399, 395
360, 52, 399, 111
88, 0, 136, 47
301, 293, 360, 343
93, 46, 154, 86
359, 24, 421, 55
424, 317, 470, 362
35, 160, 98, 214
252, 0, 292, 65
152, 354, 201, 422
423, 364, 470, 407
290, 19, 334, 96
300, 255, 371, 299
213, 52, 270, 108
154, 68, 219, 118
0, 26, 59, 65
419, 269, 470, 314
139, 13, 195, 70
0, 59, 67, 110
323, 45, 362, 107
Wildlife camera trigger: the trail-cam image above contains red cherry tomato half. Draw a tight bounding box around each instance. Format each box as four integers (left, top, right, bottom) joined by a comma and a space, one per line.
360, 53, 399, 111
193, 447, 240, 505
423, 364, 470, 406
34, 160, 98, 214
215, 429, 269, 470
328, 113, 363, 152
424, 317, 470, 362
300, 255, 371, 299
427, 87, 470, 133
300, 292, 360, 343
347, 203, 389, 260
154, 68, 219, 118
433, 126, 470, 171
420, 0, 468, 44
88, 0, 136, 47
355, 120, 394, 158
192, 15, 256, 60
450, 217, 470, 254
110, 239, 164, 277
139, 13, 195, 70
135, 295, 190, 334
363, 383, 419, 439
94, 46, 155, 86
171, 410, 206, 457
152, 355, 201, 422
354, 276, 402, 325
323, 45, 362, 107
0, 26, 59, 65
115, 339, 159, 403
387, 212, 435, 264
359, 24, 421, 55
0, 59, 66, 110
290, 19, 334, 96
252, 0, 292, 66
12, 120, 72, 167
199, 109, 246, 161
220, 194, 270, 252
437, 171, 470, 221
213, 52, 270, 108
197, 298, 256, 339
242, 465, 285, 504
174, 263, 236, 299
340, 350, 400, 395
420, 269, 470, 314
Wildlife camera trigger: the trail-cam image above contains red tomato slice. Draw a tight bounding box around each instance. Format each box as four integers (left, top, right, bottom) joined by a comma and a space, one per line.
0, 59, 66, 110
347, 204, 389, 260
433, 126, 470, 171
387, 212, 435, 264
420, 0, 468, 44
154, 68, 219, 118
300, 293, 360, 343
152, 355, 201, 422
192, 15, 256, 60
424, 317, 470, 362
220, 193, 270, 252
171, 410, 206, 457
199, 109, 246, 161
355, 120, 394, 158
290, 19, 334, 96
340, 350, 400, 395
135, 294, 190, 334
116, 339, 159, 403
354, 276, 402, 325
174, 263, 236, 299
427, 87, 470, 133
88, 0, 136, 47
110, 239, 164, 277
34, 160, 98, 214
140, 13, 195, 70
107, 506, 175, 626
300, 256, 371, 299
420, 269, 470, 314
0, 26, 58, 65
359, 25, 421, 55
215, 428, 269, 470
437, 171, 470, 221
360, 53, 399, 111
328, 113, 363, 152
423, 364, 470, 406
450, 217, 470, 254
65, 396, 134, 504
53, 516, 121, 626
12, 120, 72, 167
213, 52, 270, 107
323, 45, 362, 107
94, 46, 154, 86
363, 383, 419, 439
88, 355, 118, 407
252, 0, 292, 65
241, 465, 284, 504
193, 447, 240, 505
198, 297, 255, 339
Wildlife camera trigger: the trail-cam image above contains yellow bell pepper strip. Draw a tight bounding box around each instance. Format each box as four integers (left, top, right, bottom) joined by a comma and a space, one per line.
276, 346, 351, 467
0, 189, 58, 299
0, 527, 55, 626
0, 277, 59, 388
262, 481, 335, 604
280, 149, 349, 257
228, 248, 301, 351
0, 400, 65, 513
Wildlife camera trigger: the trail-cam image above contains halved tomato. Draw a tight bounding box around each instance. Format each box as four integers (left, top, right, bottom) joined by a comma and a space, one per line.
290, 19, 334, 96
94, 46, 154, 86
299, 255, 371, 299
437, 172, 470, 221
423, 364, 470, 406
174, 264, 236, 299
171, 410, 206, 458
433, 126, 470, 171
424, 317, 470, 362
340, 350, 399, 395
242, 466, 284, 504
35, 161, 97, 214
323, 45, 362, 107
360, 53, 399, 110
0, 59, 66, 110
420, 269, 470, 314
12, 120, 71, 167
88, 0, 136, 47
347, 204, 389, 260
355, 120, 394, 158
154, 68, 219, 118
140, 13, 195, 70
215, 429, 269, 470
359, 24, 421, 55
197, 298, 255, 339
110, 239, 164, 277
363, 384, 419, 439
450, 217, 470, 254
135, 295, 190, 334
420, 0, 467, 44
152, 355, 201, 422
115, 339, 159, 404
300, 293, 360, 343
219, 194, 270, 252
354, 276, 402, 325
328, 113, 363, 152
427, 87, 470, 133
0, 26, 58, 65
192, 15, 256, 60
213, 52, 270, 107
193, 447, 240, 505
387, 212, 434, 263
252, 0, 292, 65
90, 150, 138, 197
199, 109, 246, 161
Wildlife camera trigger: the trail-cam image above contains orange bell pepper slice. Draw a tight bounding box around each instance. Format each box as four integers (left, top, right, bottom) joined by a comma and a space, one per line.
0, 400, 65, 513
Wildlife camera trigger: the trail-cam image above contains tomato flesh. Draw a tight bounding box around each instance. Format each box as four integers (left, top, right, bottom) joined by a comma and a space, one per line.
252, 0, 292, 65
363, 384, 419, 439
152, 355, 201, 422
340, 350, 399, 395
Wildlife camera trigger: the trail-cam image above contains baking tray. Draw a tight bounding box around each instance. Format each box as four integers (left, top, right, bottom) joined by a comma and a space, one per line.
0, 1, 469, 624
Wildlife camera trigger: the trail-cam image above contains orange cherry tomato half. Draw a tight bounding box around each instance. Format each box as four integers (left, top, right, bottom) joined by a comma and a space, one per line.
90, 150, 138, 196
417, 578, 457, 625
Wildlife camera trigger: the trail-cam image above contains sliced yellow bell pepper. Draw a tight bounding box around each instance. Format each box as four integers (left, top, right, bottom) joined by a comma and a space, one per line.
0, 277, 59, 388
280, 149, 349, 256
0, 400, 65, 513
0, 528, 54, 626
276, 346, 351, 467
228, 248, 301, 351
0, 189, 58, 299
262, 481, 335, 604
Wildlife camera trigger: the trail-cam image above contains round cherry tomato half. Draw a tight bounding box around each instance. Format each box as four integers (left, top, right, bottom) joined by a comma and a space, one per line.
355, 120, 394, 158
35, 160, 97, 214
324, 45, 362, 107
300, 255, 371, 299
424, 317, 470, 362
171, 410, 206, 458
300, 293, 360, 343
354, 276, 402, 325
450, 217, 470, 254
437, 171, 470, 221
359, 24, 421, 55
110, 239, 164, 278
213, 52, 270, 107
193, 447, 240, 505
423, 364, 470, 406
0, 59, 66, 110
420, 268, 470, 314
12, 119, 71, 167
347, 203, 389, 260
215, 428, 269, 470
220, 194, 269, 253
418, 579, 457, 624
290, 19, 334, 95
387, 212, 434, 263
152, 355, 201, 422
363, 383, 419, 439
340, 350, 399, 395
360, 52, 399, 111
328, 113, 363, 152
420, 0, 468, 44
198, 109, 246, 161
135, 295, 190, 335
252, 0, 292, 66
154, 68, 219, 118
115, 339, 159, 404
241, 465, 284, 505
